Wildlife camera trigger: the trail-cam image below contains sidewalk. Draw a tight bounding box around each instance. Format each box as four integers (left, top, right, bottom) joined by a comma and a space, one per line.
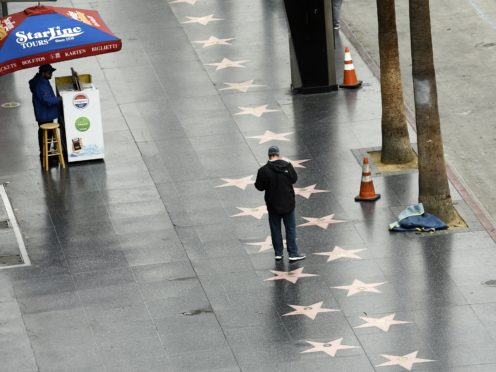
1, 0, 496, 371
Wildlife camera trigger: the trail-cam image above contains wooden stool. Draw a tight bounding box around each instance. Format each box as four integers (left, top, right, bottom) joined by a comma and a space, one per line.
40, 123, 65, 171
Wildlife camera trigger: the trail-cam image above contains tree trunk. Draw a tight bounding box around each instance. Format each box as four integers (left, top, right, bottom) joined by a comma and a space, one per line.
377, 0, 415, 164
409, 0, 456, 223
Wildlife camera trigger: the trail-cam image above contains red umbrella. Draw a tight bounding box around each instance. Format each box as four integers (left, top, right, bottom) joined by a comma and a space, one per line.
0, 5, 122, 76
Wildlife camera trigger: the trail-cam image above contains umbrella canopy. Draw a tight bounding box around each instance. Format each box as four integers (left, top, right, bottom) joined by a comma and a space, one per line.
0, 5, 122, 76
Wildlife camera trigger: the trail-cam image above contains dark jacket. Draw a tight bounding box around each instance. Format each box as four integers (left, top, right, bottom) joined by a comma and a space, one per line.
29, 73, 61, 123
255, 159, 298, 214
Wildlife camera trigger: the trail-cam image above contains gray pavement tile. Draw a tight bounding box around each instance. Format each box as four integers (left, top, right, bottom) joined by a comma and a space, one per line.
13, 274, 75, 298
101, 184, 161, 205
132, 261, 195, 283
97, 336, 166, 362
145, 291, 211, 320
241, 356, 374, 372
165, 347, 239, 371
65, 250, 129, 274
72, 267, 135, 290
17, 292, 81, 314
111, 212, 174, 235
0, 344, 38, 372
192, 255, 255, 276
84, 301, 150, 324
77, 283, 143, 309
107, 200, 167, 220
34, 345, 104, 372
104, 356, 174, 372
139, 277, 203, 303
91, 319, 159, 346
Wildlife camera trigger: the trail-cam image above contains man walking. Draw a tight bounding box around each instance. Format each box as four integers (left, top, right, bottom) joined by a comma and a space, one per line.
255, 146, 305, 261
29, 64, 62, 158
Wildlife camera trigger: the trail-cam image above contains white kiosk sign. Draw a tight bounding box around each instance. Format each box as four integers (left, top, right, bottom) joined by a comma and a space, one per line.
60, 89, 104, 162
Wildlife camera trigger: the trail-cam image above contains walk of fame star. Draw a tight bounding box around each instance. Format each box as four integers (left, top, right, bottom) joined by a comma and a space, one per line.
294, 184, 329, 199
248, 130, 294, 144
376, 351, 435, 370
170, 0, 199, 4
282, 158, 310, 168
332, 279, 387, 296
283, 301, 339, 320
219, 80, 264, 92
182, 14, 223, 25
193, 36, 234, 48
264, 267, 318, 284
231, 205, 267, 219
301, 338, 359, 357
314, 246, 366, 262
205, 58, 248, 70
355, 313, 411, 332
216, 175, 254, 190
234, 105, 280, 118
298, 214, 346, 229
245, 236, 286, 252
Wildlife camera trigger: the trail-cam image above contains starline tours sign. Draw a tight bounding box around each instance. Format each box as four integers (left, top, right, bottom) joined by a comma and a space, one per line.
0, 6, 121, 76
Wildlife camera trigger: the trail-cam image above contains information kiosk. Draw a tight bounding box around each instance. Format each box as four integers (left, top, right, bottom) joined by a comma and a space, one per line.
55, 69, 104, 162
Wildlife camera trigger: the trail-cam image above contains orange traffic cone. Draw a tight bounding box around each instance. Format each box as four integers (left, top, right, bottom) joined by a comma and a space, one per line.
340, 47, 362, 89
355, 157, 380, 202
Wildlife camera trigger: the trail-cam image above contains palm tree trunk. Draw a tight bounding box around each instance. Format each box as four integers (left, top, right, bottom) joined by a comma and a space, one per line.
409, 0, 455, 223
377, 0, 414, 164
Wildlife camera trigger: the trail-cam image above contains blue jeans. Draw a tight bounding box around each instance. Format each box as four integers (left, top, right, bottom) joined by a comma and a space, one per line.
269, 210, 299, 256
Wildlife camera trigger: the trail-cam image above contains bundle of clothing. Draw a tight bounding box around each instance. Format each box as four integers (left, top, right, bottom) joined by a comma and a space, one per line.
389, 203, 448, 232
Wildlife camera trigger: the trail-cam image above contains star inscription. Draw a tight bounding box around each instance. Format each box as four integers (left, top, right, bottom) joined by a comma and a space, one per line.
231, 205, 267, 219
193, 36, 234, 48
264, 267, 318, 284
248, 130, 294, 144
219, 80, 264, 93
301, 338, 359, 357
355, 313, 411, 332
332, 279, 387, 296
182, 14, 223, 25
314, 246, 366, 262
216, 175, 254, 190
205, 58, 248, 70
294, 184, 329, 199
245, 236, 286, 253
282, 158, 310, 168
283, 301, 339, 320
376, 351, 435, 370
170, 0, 199, 4
298, 214, 346, 229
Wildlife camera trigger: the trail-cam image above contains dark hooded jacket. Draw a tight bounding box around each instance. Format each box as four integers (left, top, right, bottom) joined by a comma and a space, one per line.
29, 73, 61, 123
255, 159, 297, 214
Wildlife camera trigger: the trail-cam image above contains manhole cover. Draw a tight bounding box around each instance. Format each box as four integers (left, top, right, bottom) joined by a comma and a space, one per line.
0, 255, 23, 266
482, 280, 496, 287
0, 219, 10, 229
1, 102, 20, 109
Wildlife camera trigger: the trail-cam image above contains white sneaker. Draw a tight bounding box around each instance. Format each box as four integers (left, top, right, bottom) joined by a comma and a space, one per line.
289, 254, 306, 262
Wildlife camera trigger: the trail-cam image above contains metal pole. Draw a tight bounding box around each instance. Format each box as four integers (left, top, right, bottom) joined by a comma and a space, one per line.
1, 2, 8, 16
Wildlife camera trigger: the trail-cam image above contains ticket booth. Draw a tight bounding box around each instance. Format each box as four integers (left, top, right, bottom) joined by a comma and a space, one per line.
55, 69, 104, 162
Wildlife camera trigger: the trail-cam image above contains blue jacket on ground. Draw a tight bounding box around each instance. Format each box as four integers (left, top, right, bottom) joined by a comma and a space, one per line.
29, 73, 61, 123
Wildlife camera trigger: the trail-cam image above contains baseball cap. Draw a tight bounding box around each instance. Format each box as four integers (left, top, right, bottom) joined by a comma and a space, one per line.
39, 64, 56, 73
268, 145, 280, 156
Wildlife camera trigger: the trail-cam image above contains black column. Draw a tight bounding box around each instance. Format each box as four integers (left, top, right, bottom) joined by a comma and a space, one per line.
284, 0, 337, 93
